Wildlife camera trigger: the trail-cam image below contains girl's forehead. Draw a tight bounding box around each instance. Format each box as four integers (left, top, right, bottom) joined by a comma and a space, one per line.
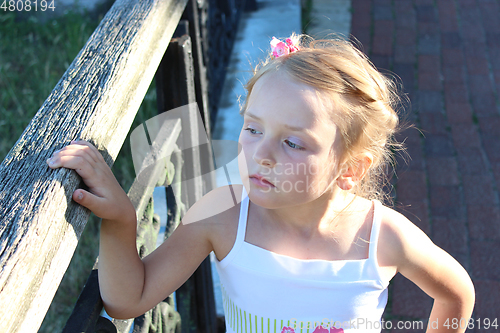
246, 71, 331, 121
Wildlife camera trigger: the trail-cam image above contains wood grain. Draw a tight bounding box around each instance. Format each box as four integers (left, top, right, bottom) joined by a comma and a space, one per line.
0, 0, 187, 331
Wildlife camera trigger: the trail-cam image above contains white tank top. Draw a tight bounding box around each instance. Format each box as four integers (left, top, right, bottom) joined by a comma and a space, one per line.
215, 190, 390, 333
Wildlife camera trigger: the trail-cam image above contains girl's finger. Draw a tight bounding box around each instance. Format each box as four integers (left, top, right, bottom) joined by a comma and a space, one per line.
61, 141, 102, 164
72, 189, 107, 217
47, 155, 97, 181
47, 148, 96, 170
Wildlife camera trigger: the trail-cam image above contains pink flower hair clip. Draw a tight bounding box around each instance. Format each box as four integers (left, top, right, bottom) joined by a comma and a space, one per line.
270, 36, 300, 58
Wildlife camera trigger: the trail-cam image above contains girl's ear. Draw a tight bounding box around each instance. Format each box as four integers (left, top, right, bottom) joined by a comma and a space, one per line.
337, 153, 374, 191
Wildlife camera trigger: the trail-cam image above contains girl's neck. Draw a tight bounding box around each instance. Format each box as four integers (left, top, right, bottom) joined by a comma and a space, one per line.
256, 189, 359, 238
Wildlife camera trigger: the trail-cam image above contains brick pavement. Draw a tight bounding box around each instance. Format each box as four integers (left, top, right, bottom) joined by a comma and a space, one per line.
351, 0, 500, 331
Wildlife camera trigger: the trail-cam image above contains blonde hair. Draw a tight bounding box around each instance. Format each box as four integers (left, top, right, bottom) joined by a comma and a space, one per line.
243, 35, 406, 203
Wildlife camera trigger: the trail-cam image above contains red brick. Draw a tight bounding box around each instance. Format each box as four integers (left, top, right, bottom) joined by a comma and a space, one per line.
470, 240, 500, 280
415, 0, 434, 5
468, 205, 500, 241
444, 82, 469, 106
465, 52, 490, 76
418, 22, 440, 37
442, 64, 465, 85
429, 185, 462, 219
372, 20, 394, 56
450, 123, 481, 148
395, 29, 417, 63
399, 126, 422, 146
393, 63, 415, 92
416, 91, 444, 114
401, 141, 426, 171
441, 47, 465, 67
459, 4, 485, 41
371, 55, 391, 71
462, 174, 496, 206
351, 0, 372, 28
441, 32, 462, 49
438, 0, 459, 32
351, 30, 371, 54
477, 115, 500, 134
423, 134, 454, 157
433, 216, 468, 259
445, 103, 473, 124
391, 274, 433, 319
395, 28, 417, 46
492, 164, 500, 195
351, 0, 372, 52
418, 55, 442, 91
420, 112, 447, 135
471, 95, 497, 118
488, 46, 500, 70
394, 0, 415, 29
426, 157, 460, 186
481, 133, 500, 164
473, 280, 500, 333
494, 69, 500, 91
397, 200, 430, 235
395, 170, 428, 202
478, 1, 500, 33
416, 5, 436, 23
456, 147, 490, 175
418, 72, 442, 91
461, 21, 485, 42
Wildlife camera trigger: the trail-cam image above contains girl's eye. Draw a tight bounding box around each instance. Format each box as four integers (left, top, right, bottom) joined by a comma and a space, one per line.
285, 139, 305, 150
244, 127, 261, 135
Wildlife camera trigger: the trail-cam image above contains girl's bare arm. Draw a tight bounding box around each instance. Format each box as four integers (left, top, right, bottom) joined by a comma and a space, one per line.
380, 208, 475, 333
47, 141, 216, 319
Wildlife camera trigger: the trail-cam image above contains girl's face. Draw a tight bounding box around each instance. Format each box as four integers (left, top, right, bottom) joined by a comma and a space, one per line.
238, 71, 342, 209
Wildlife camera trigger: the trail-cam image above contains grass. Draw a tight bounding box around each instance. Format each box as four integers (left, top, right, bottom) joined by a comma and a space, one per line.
0, 11, 98, 159
0, 8, 158, 332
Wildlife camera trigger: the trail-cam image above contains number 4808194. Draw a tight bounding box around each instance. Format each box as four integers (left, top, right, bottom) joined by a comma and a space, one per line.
444, 318, 498, 330
1, 1, 56, 11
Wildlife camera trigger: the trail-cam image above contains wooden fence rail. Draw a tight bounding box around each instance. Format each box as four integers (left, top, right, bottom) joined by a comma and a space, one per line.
0, 0, 188, 331
0, 0, 252, 331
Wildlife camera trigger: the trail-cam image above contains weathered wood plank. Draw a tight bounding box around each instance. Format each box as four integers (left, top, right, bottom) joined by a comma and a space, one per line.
0, 0, 188, 332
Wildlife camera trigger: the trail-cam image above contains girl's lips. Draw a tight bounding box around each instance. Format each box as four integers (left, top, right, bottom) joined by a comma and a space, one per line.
249, 174, 275, 188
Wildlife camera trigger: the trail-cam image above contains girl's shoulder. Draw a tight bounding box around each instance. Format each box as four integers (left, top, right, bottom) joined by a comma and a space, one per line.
376, 203, 475, 308
181, 184, 244, 260
376, 203, 442, 274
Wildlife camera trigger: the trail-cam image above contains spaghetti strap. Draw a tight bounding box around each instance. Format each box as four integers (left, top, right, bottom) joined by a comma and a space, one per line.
234, 186, 250, 246
368, 200, 383, 260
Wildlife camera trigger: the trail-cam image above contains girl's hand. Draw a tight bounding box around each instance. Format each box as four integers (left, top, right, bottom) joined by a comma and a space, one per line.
46, 140, 135, 223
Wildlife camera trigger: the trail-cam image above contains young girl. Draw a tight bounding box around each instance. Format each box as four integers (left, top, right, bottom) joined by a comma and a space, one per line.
47, 35, 474, 332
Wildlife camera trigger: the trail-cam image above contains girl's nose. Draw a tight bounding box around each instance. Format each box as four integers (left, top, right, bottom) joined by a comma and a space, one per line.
253, 140, 276, 167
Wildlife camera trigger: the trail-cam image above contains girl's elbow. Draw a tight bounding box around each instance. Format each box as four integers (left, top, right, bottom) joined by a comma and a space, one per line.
103, 301, 142, 320
463, 274, 475, 311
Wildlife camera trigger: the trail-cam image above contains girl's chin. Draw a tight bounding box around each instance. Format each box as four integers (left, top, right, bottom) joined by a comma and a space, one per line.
244, 186, 315, 209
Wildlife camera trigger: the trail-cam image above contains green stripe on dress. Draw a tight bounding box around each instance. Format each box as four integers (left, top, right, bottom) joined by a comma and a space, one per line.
244, 311, 247, 333
240, 308, 243, 333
